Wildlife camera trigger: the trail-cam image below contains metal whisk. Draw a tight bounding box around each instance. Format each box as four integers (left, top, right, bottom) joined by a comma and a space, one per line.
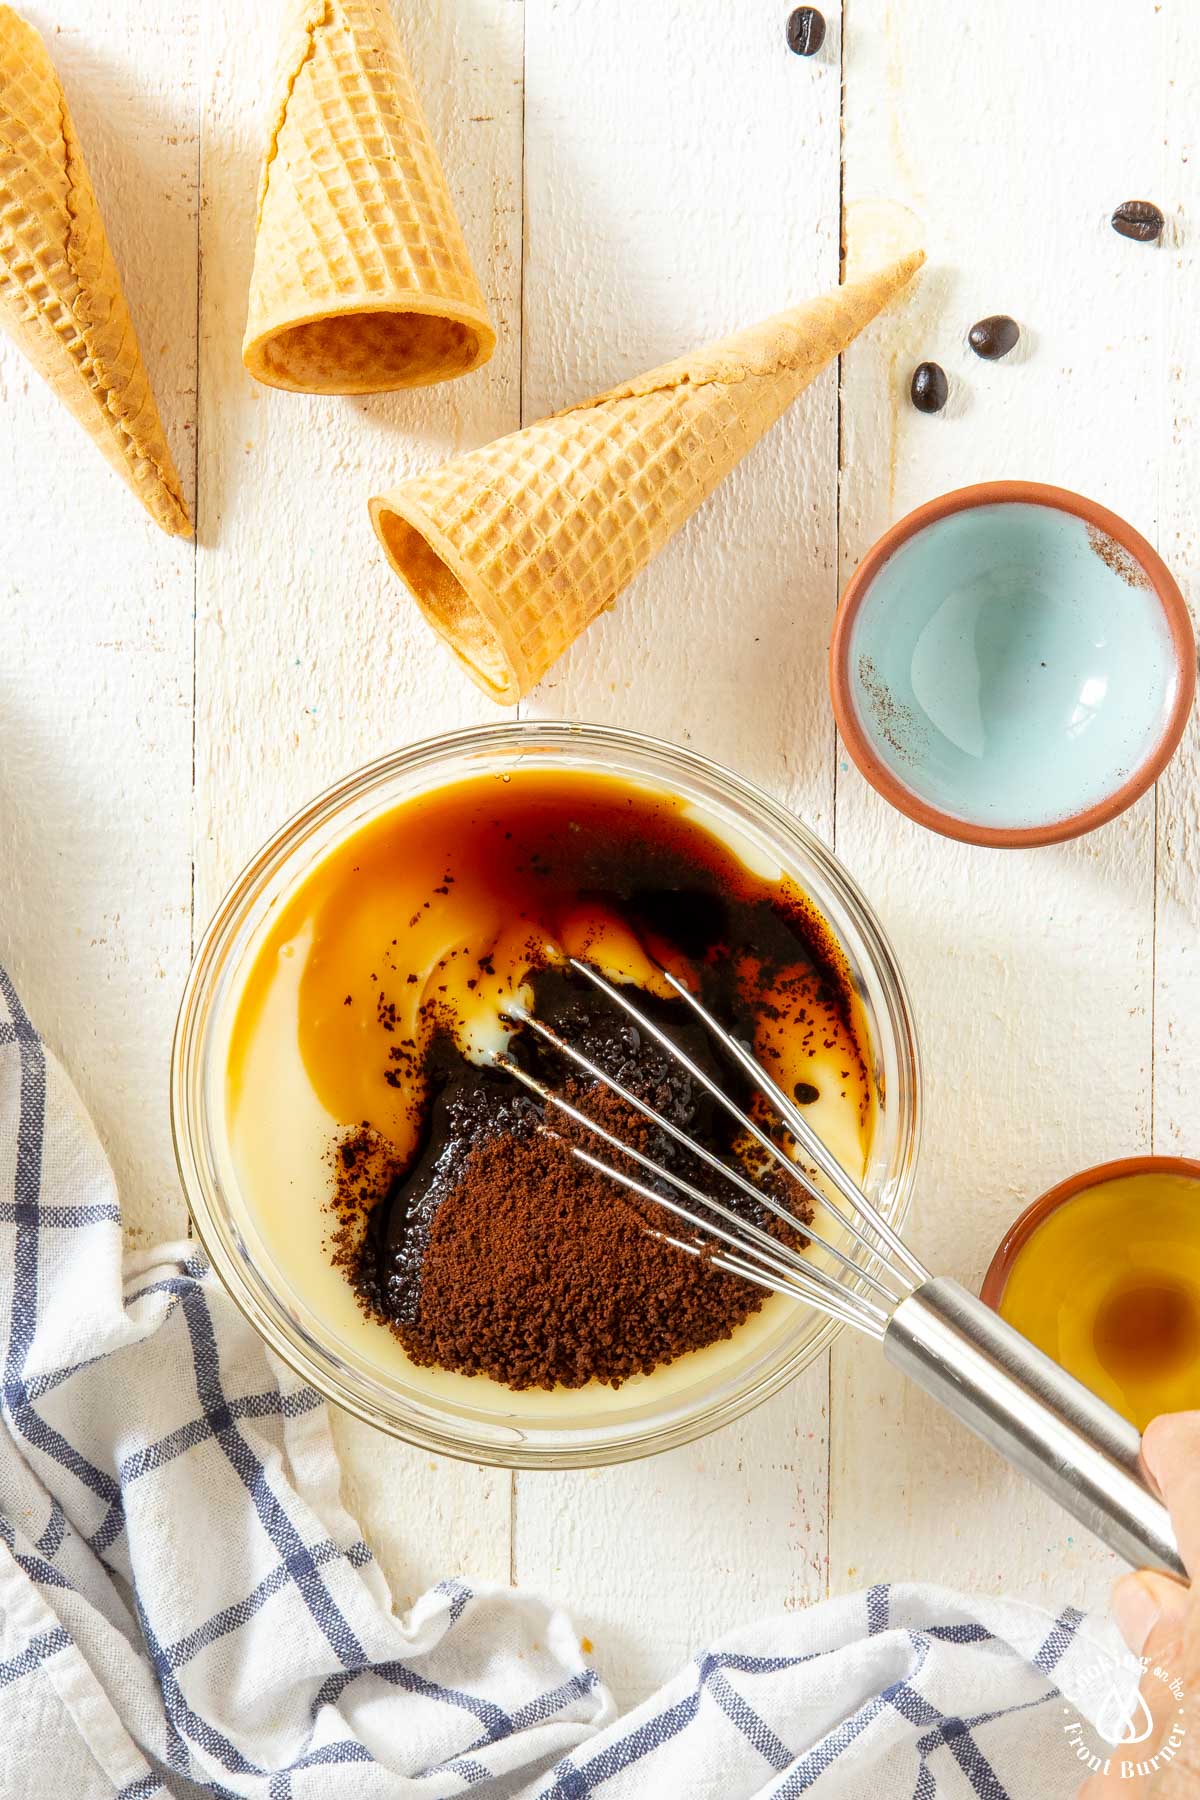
497, 957, 1185, 1581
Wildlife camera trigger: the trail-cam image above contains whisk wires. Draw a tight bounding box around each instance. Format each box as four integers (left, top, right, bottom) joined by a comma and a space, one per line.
493, 957, 928, 1338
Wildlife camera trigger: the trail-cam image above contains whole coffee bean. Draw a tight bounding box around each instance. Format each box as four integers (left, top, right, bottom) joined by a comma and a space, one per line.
910, 361, 949, 413
1111, 199, 1165, 242
786, 6, 826, 55
968, 314, 1020, 360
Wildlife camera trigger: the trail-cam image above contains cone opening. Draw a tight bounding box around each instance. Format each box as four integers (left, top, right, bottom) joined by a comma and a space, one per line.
247, 308, 488, 395
374, 506, 516, 702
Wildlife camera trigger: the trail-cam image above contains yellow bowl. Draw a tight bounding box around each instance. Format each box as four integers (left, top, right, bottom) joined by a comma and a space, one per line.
981, 1156, 1200, 1430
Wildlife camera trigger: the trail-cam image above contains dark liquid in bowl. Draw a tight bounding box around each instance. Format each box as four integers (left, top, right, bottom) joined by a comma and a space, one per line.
234, 771, 873, 1390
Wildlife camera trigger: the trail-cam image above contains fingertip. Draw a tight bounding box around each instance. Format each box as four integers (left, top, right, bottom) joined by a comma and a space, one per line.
1141, 1410, 1200, 1484
1112, 1572, 1163, 1655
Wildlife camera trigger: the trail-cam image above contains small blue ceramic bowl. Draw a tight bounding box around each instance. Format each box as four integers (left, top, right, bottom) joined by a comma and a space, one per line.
830, 482, 1195, 847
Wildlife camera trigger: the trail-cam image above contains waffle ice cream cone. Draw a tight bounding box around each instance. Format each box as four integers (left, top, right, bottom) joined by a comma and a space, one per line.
243, 0, 495, 394
0, 7, 190, 536
369, 253, 924, 703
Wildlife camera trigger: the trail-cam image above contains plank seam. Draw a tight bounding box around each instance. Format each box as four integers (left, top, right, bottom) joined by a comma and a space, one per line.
512, 0, 528, 1570
515, 0, 528, 733
187, 12, 204, 1241
827, 0, 849, 1602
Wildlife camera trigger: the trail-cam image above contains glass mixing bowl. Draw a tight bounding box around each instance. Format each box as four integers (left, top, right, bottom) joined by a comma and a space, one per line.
172, 722, 921, 1467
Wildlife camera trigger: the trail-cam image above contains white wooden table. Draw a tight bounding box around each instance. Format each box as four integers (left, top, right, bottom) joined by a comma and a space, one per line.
4, 0, 1197, 1714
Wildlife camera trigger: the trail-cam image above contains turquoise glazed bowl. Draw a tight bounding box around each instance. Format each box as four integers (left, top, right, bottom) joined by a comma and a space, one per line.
830, 483, 1195, 847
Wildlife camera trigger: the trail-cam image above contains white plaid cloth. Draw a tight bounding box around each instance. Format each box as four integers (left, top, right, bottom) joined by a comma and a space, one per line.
0, 965, 1137, 1798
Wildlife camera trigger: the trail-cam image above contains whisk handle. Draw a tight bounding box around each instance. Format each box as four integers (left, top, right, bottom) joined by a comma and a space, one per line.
884, 1277, 1187, 1581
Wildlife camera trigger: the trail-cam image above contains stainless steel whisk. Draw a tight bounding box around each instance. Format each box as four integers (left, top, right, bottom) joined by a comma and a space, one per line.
497, 958, 1185, 1581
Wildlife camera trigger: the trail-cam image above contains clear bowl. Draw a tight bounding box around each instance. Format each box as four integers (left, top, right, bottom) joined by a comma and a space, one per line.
172, 722, 922, 1468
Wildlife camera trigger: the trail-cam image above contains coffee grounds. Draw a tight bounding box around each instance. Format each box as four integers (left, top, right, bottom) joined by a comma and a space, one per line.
315, 771, 869, 1393
333, 965, 814, 1390
391, 1076, 807, 1390
287, 771, 871, 1395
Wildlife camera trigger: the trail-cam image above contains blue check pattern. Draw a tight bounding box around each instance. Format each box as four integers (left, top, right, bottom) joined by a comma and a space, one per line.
0, 967, 1125, 1797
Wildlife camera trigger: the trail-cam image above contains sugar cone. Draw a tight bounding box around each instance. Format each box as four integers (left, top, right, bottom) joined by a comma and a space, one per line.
369, 252, 924, 703
243, 0, 495, 394
0, 8, 190, 536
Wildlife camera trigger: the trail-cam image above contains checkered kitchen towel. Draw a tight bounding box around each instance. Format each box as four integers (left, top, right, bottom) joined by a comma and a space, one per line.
0, 965, 1137, 1798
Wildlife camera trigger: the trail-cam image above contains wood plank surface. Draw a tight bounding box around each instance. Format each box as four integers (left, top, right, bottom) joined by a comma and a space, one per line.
0, 2, 199, 1245
192, 0, 525, 1598
835, 0, 1169, 1605
1, 0, 1195, 1718
515, 0, 842, 1708
1155, 16, 1200, 1172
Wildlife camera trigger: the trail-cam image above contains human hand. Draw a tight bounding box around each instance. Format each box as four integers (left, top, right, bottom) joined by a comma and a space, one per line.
1079, 1411, 1200, 1797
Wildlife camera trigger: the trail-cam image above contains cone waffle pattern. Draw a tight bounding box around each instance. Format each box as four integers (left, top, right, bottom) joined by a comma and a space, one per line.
370, 253, 924, 703
243, 0, 495, 393
0, 7, 190, 536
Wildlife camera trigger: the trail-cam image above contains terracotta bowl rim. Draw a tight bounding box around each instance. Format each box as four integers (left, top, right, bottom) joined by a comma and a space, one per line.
829, 480, 1197, 849
979, 1153, 1200, 1311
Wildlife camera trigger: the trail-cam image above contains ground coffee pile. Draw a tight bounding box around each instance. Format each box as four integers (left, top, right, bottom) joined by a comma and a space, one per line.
400, 1089, 768, 1389
337, 969, 813, 1389
314, 773, 865, 1395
